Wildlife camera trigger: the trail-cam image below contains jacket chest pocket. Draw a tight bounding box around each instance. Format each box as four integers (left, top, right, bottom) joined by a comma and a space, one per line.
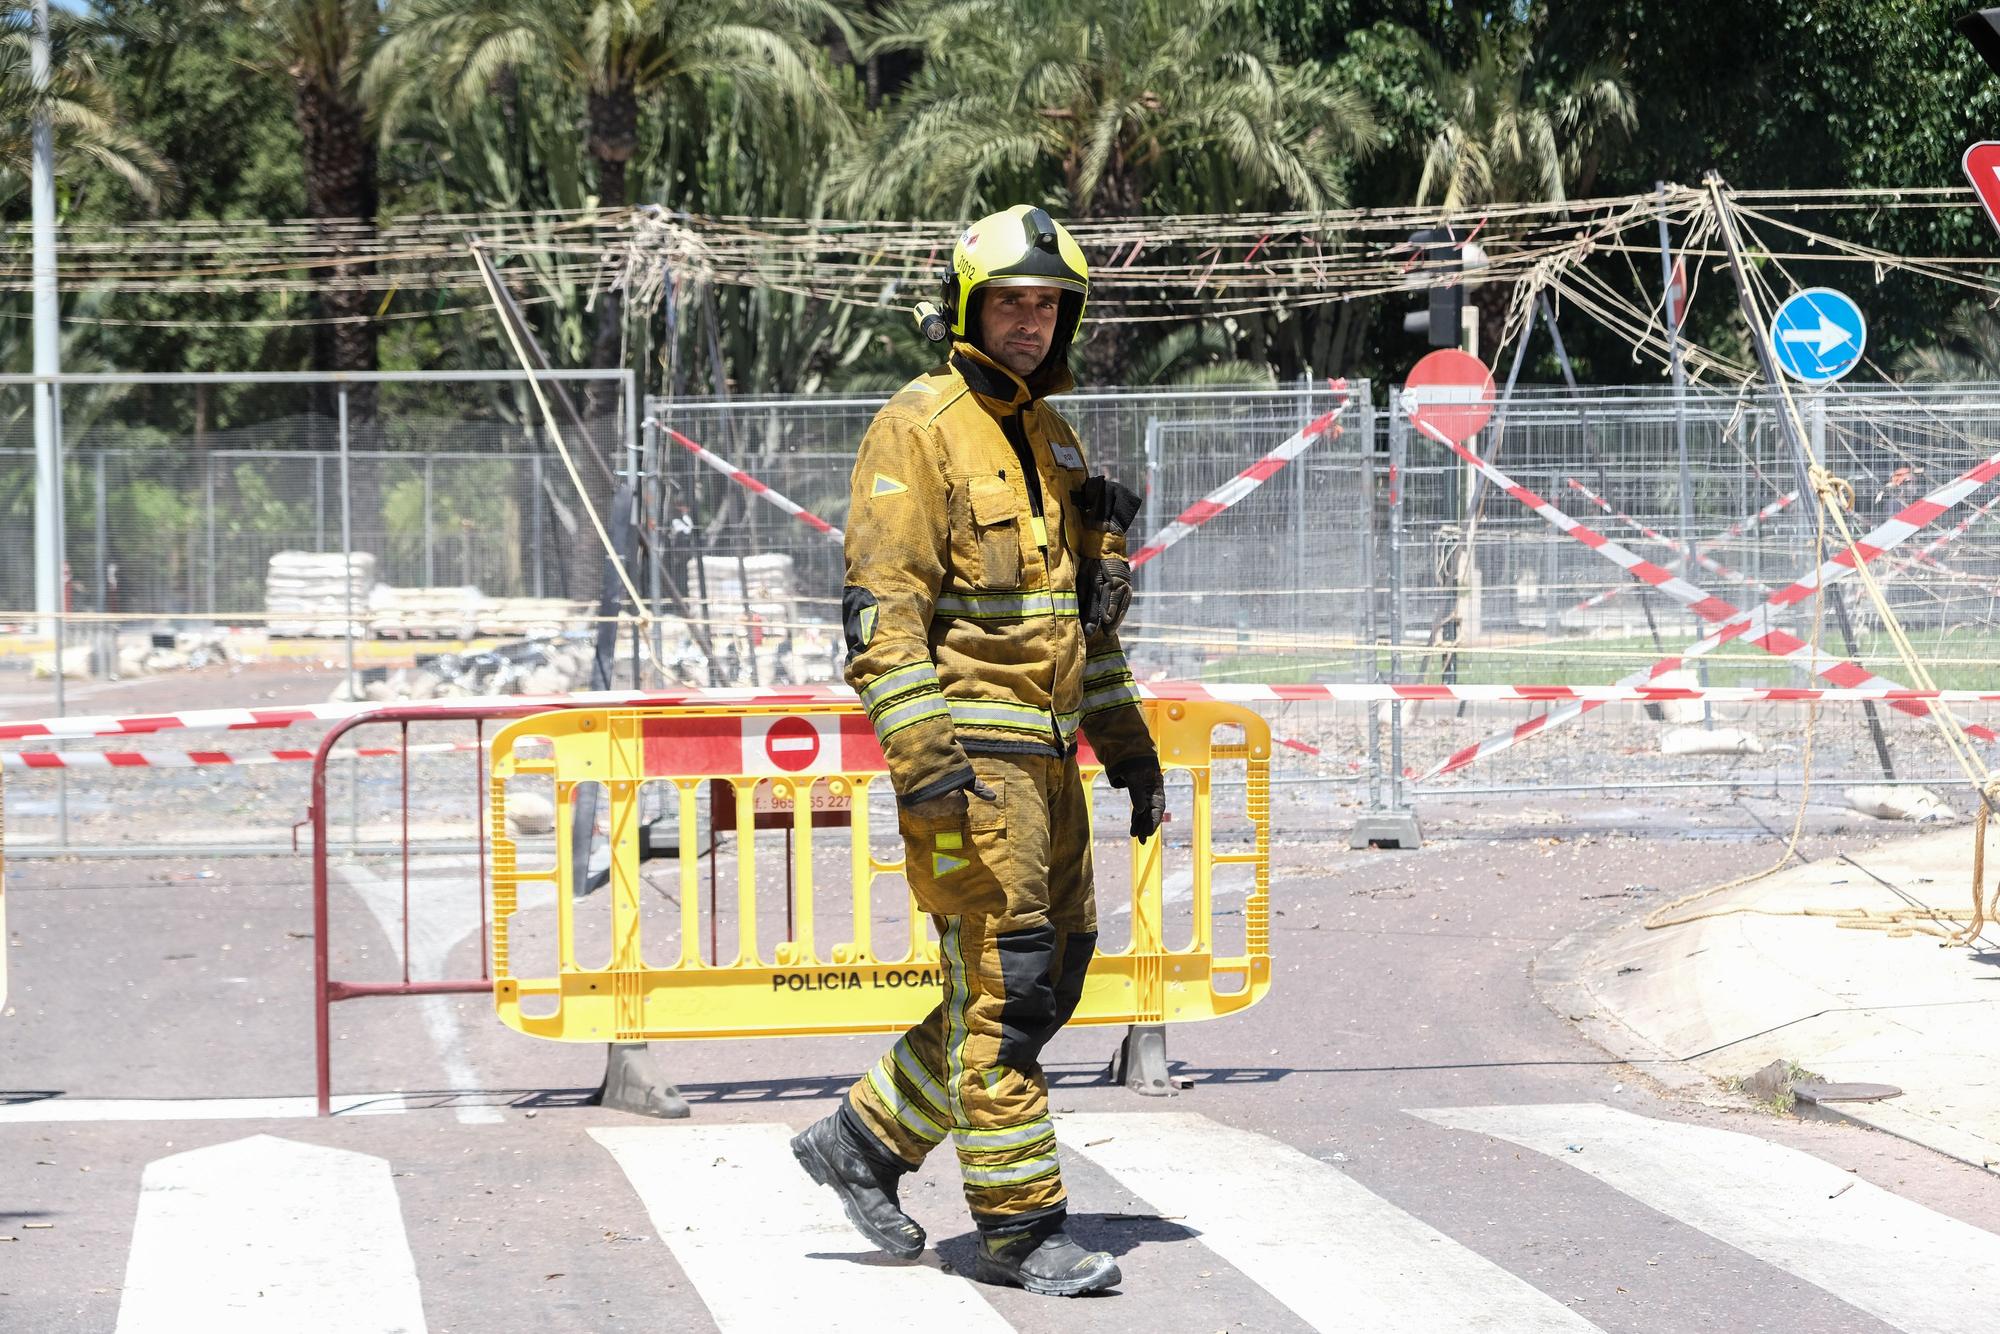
957, 475, 1024, 589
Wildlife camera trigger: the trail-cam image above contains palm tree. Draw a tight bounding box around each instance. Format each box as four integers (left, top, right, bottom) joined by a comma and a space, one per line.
1130, 323, 1272, 387
370, 0, 855, 386
0, 1, 171, 210
1407, 28, 1634, 356
1413, 29, 1635, 212
838, 0, 1372, 218
1897, 302, 2000, 382
236, 0, 384, 407
832, 0, 1376, 380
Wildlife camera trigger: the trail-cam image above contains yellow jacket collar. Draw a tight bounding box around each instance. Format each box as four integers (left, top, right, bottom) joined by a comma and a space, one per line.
951, 342, 1075, 409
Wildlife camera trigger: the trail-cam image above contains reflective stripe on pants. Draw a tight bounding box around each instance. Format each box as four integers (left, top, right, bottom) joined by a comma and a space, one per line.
844, 750, 1096, 1225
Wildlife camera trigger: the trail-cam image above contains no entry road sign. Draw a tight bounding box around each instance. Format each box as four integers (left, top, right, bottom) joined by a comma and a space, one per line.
1768, 287, 1866, 384
1964, 141, 2000, 237
1402, 348, 1495, 444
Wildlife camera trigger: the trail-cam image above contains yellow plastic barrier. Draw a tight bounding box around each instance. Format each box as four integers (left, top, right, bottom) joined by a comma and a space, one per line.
486, 699, 1271, 1043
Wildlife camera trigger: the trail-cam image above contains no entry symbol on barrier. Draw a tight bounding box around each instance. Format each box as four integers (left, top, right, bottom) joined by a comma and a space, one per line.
763, 715, 822, 772
1402, 348, 1495, 444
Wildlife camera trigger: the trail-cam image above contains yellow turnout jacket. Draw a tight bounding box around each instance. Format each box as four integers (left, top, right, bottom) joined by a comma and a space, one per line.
840, 343, 1156, 804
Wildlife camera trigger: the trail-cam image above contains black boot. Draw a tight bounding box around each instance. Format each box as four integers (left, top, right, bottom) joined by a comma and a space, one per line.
973, 1219, 1121, 1296
791, 1110, 926, 1260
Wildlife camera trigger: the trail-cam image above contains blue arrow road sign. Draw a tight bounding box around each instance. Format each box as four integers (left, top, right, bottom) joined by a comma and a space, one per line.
1768, 287, 1866, 383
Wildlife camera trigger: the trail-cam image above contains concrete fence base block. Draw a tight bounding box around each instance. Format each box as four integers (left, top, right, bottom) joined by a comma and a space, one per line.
1349, 811, 1423, 850
1109, 1024, 1173, 1097
593, 1042, 690, 1119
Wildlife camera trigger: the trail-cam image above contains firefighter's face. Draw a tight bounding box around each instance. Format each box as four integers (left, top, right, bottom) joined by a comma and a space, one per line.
980, 285, 1061, 375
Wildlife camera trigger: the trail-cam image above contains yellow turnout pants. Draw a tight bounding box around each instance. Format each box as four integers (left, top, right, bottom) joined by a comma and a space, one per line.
846, 750, 1097, 1229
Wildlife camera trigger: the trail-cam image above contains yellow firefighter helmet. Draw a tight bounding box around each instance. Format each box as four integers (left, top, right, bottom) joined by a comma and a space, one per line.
932, 205, 1090, 366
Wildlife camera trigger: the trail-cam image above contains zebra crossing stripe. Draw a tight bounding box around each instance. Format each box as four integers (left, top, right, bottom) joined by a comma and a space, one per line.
590, 1124, 1011, 1331
1062, 1112, 1602, 1332
113, 1134, 425, 1334
1415, 1103, 2000, 1334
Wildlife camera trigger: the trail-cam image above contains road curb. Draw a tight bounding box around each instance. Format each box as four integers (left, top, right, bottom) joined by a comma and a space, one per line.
1531, 900, 1723, 1099
1535, 891, 2000, 1177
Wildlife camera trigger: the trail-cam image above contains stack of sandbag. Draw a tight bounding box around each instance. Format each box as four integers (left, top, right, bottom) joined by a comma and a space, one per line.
688, 553, 797, 629
266, 551, 375, 637
474, 596, 584, 638
367, 584, 483, 639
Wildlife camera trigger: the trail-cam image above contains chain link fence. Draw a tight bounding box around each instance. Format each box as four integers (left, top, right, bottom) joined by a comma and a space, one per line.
10, 371, 2000, 853
648, 380, 1365, 679
0, 373, 631, 620
1381, 381, 2000, 800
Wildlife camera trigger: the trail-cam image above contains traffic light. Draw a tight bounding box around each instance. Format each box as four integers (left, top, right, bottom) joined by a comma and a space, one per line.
1958, 8, 2000, 77
1401, 227, 1465, 349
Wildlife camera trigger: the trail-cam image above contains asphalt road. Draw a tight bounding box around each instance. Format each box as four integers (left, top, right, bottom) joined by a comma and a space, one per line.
7, 800, 2000, 1332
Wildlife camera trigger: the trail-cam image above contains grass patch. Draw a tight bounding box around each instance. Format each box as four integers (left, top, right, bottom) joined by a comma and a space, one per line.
1195, 631, 2000, 689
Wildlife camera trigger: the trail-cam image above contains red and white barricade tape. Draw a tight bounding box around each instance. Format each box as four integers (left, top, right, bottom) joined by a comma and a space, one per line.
0, 740, 477, 771
661, 425, 844, 543
0, 685, 852, 744
1416, 426, 2000, 781
15, 682, 2000, 770
1718, 488, 1800, 541
1128, 381, 1352, 569
1563, 479, 1766, 601
1563, 478, 1752, 584
1882, 490, 2000, 586
1568, 488, 1796, 615
1420, 422, 1740, 623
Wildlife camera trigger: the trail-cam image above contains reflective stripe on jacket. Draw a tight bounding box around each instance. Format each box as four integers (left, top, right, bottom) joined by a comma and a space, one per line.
841, 343, 1154, 804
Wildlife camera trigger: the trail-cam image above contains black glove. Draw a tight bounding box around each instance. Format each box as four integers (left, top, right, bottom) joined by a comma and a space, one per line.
1073, 478, 1143, 638
1108, 757, 1165, 841
1082, 552, 1133, 638
902, 772, 996, 822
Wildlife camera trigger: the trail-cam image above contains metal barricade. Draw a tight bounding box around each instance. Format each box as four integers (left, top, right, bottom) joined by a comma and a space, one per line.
485, 699, 1273, 1058
309, 701, 566, 1115
1, 765, 8, 1011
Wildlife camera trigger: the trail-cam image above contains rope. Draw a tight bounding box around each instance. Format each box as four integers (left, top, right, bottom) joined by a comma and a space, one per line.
468, 242, 659, 681
1808, 465, 1856, 515
1649, 186, 2000, 937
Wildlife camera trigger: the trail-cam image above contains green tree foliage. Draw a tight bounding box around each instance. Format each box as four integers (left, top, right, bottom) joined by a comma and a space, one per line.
0, 0, 170, 211
1542, 0, 2000, 374
832, 0, 1375, 381
10, 12, 303, 414
238, 0, 385, 389
1896, 301, 2000, 381
835, 0, 1375, 219
370, 0, 854, 379
18, 0, 2000, 397
1412, 28, 1633, 209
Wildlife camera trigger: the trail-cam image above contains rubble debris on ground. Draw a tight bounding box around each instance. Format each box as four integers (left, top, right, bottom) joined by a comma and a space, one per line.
329, 634, 599, 702
325, 619, 845, 703
38, 628, 266, 679
505, 791, 557, 836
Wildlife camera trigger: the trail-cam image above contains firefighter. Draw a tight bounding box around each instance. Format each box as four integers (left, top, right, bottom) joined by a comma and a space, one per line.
792, 205, 1160, 1297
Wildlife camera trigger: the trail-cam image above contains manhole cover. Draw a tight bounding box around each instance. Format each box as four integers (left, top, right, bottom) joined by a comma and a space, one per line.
1793, 1080, 1903, 1104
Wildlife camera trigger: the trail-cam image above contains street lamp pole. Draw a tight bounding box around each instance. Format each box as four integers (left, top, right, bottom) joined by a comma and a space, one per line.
31, 0, 65, 637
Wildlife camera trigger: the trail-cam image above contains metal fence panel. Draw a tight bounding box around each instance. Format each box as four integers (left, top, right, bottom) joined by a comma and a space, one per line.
14, 371, 2000, 857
